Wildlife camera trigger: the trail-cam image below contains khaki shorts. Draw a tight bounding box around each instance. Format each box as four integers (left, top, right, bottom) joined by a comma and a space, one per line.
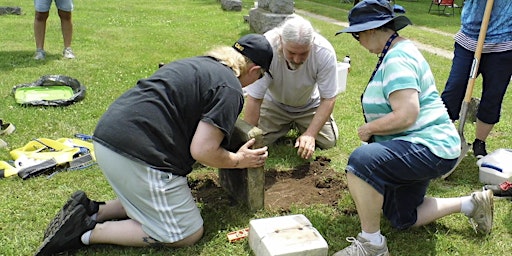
93, 142, 203, 243
259, 99, 338, 149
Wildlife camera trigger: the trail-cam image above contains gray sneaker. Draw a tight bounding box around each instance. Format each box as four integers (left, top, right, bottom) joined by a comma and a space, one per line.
34, 49, 46, 60
466, 190, 494, 234
63, 47, 75, 59
333, 235, 389, 256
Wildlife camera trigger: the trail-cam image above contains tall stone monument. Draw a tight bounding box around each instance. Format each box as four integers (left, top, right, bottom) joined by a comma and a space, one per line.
249, 0, 294, 34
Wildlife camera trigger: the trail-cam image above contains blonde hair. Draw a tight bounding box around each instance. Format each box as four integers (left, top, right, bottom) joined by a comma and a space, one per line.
205, 46, 252, 77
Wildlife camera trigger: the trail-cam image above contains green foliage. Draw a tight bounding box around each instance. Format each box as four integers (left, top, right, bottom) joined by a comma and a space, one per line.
0, 0, 511, 255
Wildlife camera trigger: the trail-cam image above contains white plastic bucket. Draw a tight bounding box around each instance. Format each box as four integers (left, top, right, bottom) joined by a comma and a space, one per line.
477, 148, 512, 185
336, 62, 350, 94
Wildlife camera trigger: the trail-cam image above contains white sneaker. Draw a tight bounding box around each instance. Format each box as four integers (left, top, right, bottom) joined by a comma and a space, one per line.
467, 190, 494, 234
333, 235, 390, 256
63, 47, 75, 59
34, 49, 46, 60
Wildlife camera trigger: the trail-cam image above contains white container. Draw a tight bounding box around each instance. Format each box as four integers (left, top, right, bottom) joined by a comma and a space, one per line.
477, 148, 512, 185
336, 62, 350, 94
248, 214, 328, 256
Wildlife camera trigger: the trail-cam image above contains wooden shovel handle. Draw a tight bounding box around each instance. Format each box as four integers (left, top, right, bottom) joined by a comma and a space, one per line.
464, 0, 494, 103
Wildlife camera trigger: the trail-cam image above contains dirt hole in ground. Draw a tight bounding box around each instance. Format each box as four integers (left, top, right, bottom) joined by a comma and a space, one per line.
189, 156, 347, 212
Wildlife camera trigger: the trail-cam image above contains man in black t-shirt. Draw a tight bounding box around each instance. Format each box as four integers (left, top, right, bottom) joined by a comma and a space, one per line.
36, 34, 273, 255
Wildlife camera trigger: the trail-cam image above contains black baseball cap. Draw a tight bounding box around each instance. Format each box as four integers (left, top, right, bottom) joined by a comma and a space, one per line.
233, 34, 273, 77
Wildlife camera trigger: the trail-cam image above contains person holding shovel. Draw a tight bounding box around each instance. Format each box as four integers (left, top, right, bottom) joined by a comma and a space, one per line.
441, 0, 512, 158
333, 1, 493, 255
34, 34, 273, 255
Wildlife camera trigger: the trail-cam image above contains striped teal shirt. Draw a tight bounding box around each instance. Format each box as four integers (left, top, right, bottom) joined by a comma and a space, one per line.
362, 40, 460, 159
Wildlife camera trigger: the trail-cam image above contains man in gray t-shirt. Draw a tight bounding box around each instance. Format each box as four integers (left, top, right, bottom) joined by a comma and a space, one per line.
243, 14, 339, 159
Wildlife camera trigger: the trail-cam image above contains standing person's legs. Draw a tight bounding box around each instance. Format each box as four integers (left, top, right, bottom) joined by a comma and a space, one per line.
441, 43, 474, 121
34, 11, 49, 49
58, 10, 72, 48
472, 50, 512, 153
55, 0, 75, 58
34, 0, 52, 59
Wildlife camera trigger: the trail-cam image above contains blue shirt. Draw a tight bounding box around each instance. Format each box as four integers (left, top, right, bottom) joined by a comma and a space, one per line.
459, 0, 512, 45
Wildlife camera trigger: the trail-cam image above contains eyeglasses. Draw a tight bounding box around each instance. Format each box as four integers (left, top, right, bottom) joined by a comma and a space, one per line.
351, 32, 360, 41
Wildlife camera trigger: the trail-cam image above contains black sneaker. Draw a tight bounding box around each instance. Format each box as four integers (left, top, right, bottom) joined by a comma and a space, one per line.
43, 191, 102, 239
473, 139, 488, 158
484, 181, 512, 199
71, 190, 103, 216
35, 205, 96, 256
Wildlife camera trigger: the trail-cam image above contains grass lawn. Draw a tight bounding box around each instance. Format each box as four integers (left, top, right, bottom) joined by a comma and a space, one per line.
0, 0, 511, 255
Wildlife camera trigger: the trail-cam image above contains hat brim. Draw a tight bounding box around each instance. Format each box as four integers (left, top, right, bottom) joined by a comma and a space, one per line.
335, 16, 412, 35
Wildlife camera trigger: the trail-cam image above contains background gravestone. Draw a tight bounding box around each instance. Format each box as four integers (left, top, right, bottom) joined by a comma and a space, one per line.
248, 0, 294, 34
221, 0, 242, 11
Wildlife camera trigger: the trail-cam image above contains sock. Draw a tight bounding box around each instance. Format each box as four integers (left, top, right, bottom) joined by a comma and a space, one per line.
81, 230, 92, 245
90, 213, 98, 221
360, 230, 383, 246
460, 196, 474, 216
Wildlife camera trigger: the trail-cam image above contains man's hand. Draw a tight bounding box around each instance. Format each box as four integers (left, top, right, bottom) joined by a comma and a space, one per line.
295, 135, 316, 159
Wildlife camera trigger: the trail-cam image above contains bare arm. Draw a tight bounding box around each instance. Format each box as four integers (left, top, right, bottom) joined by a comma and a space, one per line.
296, 96, 336, 159
357, 89, 419, 142
190, 121, 268, 169
243, 95, 263, 126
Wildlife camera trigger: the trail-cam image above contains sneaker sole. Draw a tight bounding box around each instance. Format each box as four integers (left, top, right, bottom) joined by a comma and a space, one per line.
480, 190, 494, 234
36, 205, 95, 256
36, 206, 83, 256
43, 191, 87, 239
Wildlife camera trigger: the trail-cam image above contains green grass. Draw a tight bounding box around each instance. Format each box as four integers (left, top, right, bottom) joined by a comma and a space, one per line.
1, 0, 511, 255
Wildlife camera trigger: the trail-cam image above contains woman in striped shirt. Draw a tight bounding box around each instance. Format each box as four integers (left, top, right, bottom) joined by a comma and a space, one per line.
333, 1, 493, 255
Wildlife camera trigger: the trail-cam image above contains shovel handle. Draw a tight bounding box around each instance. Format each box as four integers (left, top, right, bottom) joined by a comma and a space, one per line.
463, 0, 494, 103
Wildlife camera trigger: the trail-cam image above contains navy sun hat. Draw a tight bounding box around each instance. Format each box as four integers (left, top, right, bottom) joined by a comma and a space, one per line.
335, 0, 412, 35
233, 34, 273, 77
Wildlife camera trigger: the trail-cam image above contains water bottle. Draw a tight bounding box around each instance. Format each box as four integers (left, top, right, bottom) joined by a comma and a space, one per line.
343, 55, 351, 73
343, 55, 351, 64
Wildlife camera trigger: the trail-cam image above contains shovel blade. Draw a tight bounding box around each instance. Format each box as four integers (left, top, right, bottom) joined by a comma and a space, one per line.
441, 142, 470, 179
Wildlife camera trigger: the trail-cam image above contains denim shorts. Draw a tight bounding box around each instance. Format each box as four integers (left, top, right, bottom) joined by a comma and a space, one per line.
35, 0, 74, 12
346, 140, 457, 229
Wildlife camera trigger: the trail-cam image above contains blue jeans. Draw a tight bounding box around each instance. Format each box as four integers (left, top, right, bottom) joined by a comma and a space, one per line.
441, 43, 512, 124
346, 140, 457, 229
